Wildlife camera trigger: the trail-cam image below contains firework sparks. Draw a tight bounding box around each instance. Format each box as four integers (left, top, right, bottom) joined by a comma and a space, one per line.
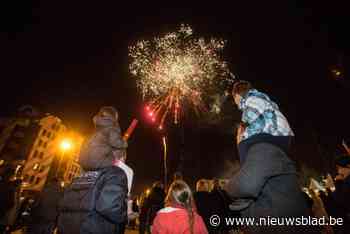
129, 24, 234, 129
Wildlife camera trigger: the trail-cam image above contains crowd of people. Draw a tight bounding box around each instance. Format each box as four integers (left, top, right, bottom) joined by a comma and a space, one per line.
0, 81, 349, 234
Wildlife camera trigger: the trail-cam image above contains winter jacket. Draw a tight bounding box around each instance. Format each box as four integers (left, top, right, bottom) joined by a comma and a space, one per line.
225, 143, 309, 234
0, 180, 22, 227
79, 116, 128, 171
57, 166, 128, 234
141, 187, 165, 226
238, 89, 294, 142
193, 191, 216, 233
27, 180, 63, 234
209, 188, 237, 232
30, 180, 63, 223
152, 206, 208, 234
238, 133, 292, 164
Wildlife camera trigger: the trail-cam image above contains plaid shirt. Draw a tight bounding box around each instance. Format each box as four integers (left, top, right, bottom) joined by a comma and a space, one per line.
238, 89, 294, 141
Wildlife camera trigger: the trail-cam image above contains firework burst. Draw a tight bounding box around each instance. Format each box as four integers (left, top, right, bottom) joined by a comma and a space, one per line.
129, 24, 234, 129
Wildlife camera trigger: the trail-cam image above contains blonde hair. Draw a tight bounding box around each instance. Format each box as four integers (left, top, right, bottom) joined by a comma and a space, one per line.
166, 180, 195, 234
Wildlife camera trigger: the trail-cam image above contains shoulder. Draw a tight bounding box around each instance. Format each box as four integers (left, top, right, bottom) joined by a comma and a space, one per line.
245, 93, 268, 108
249, 143, 287, 161
100, 167, 127, 183
154, 207, 185, 228
103, 166, 126, 176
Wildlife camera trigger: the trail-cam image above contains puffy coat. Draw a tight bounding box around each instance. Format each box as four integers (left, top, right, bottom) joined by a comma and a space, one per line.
152, 206, 208, 234
27, 179, 63, 234
193, 191, 216, 233
57, 166, 128, 234
79, 115, 127, 171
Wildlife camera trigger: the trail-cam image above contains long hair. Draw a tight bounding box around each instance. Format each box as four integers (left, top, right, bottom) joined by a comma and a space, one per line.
166, 180, 195, 234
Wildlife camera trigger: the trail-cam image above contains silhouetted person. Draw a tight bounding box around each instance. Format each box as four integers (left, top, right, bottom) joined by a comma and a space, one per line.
193, 179, 215, 233
139, 182, 165, 234
0, 166, 21, 234
210, 179, 232, 234
323, 155, 350, 234
27, 178, 63, 234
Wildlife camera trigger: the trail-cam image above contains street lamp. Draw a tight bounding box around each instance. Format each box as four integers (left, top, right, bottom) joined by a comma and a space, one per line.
60, 139, 72, 151
56, 139, 73, 179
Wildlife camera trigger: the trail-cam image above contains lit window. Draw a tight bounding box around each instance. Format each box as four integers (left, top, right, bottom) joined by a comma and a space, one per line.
32, 150, 39, 158
39, 166, 45, 173
33, 163, 40, 171
35, 177, 40, 184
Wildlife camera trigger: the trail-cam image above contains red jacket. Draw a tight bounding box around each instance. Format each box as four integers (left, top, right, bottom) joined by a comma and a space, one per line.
152, 206, 208, 234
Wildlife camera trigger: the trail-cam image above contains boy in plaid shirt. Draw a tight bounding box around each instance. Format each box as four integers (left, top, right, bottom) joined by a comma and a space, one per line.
232, 81, 294, 162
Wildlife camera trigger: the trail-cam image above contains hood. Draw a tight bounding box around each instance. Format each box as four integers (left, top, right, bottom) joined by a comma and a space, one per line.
93, 115, 117, 129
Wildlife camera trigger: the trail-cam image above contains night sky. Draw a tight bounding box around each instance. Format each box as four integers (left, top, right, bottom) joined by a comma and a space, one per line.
1, 1, 349, 194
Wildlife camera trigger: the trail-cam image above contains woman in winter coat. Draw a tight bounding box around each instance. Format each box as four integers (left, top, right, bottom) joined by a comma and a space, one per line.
152, 180, 208, 234
193, 179, 214, 233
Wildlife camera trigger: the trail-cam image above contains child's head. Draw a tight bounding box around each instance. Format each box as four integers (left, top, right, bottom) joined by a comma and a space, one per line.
232, 80, 252, 106
93, 106, 120, 128
98, 106, 119, 121
165, 180, 195, 234
166, 180, 192, 207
